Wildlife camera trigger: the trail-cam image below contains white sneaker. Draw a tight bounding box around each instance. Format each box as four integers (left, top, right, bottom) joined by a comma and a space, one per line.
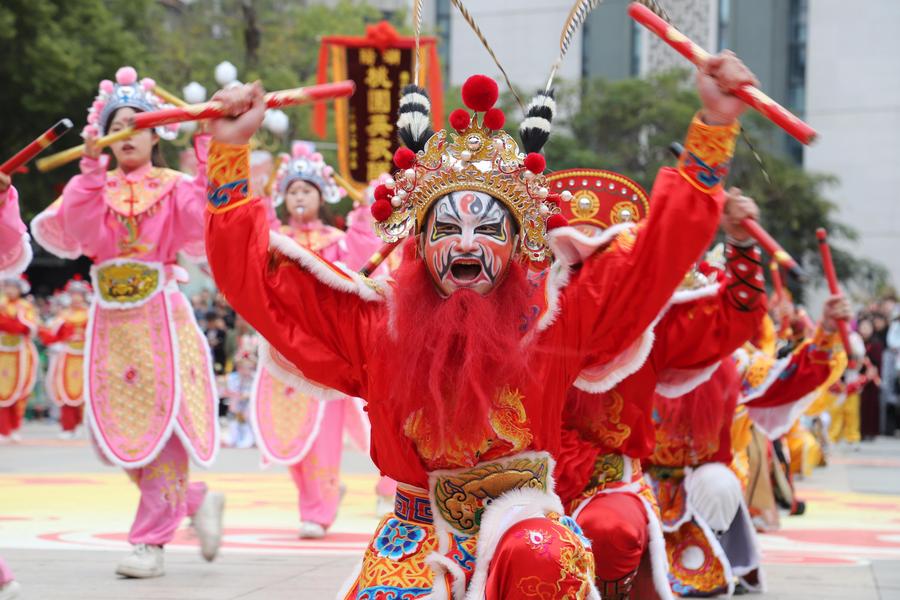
298, 521, 326, 539
9, 432, 21, 443
192, 491, 225, 562
115, 544, 165, 578
0, 580, 21, 600
58, 430, 75, 440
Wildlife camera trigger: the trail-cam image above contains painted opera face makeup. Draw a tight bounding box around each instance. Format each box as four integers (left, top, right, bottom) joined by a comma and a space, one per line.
423, 191, 518, 296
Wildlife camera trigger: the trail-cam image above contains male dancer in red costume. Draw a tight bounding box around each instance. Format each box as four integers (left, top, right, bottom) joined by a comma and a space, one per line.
553, 181, 767, 599
645, 297, 848, 596
204, 51, 757, 598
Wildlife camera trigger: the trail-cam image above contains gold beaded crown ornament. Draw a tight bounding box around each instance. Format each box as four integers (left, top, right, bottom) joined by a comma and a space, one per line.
546, 168, 650, 232
369, 75, 566, 262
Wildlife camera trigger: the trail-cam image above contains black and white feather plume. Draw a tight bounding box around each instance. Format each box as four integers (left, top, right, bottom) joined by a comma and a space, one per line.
519, 90, 556, 154
397, 84, 433, 153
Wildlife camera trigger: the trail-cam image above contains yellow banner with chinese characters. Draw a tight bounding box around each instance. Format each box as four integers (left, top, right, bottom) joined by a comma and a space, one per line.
314, 21, 443, 190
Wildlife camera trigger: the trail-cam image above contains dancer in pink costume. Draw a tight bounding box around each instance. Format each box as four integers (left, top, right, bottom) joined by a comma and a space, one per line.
30, 67, 224, 579
0, 170, 29, 599
251, 146, 395, 538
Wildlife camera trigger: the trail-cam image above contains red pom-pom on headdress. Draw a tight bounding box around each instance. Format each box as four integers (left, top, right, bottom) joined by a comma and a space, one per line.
524, 152, 546, 174
393, 147, 416, 169
374, 184, 391, 202
461, 75, 499, 112
371, 200, 393, 222
482, 108, 505, 130
547, 214, 568, 230
449, 109, 471, 131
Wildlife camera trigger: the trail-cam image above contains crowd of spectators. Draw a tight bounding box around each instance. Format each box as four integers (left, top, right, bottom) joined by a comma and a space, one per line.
855, 295, 900, 438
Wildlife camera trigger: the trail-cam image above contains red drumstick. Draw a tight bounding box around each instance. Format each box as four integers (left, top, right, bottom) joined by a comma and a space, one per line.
132, 81, 356, 130
359, 240, 401, 277
816, 228, 852, 356
0, 119, 74, 175
628, 2, 817, 145
742, 219, 805, 279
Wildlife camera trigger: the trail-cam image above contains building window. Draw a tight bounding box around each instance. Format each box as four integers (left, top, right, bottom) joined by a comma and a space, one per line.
787, 0, 808, 162
629, 20, 642, 76
717, 0, 731, 51
435, 0, 451, 81
787, 0, 808, 112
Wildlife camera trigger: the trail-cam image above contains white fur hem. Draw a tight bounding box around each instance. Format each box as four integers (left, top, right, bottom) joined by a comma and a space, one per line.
669, 282, 721, 304
258, 340, 345, 402
749, 389, 817, 441
269, 230, 383, 302
574, 308, 664, 394
249, 362, 326, 466
0, 233, 33, 279
655, 362, 721, 398
30, 209, 83, 259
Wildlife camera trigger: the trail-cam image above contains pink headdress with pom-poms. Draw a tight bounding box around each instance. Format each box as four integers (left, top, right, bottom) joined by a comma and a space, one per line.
272, 141, 345, 207
83, 66, 179, 141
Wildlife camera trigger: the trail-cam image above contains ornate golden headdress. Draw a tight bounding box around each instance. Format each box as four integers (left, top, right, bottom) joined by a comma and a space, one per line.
369, 75, 566, 262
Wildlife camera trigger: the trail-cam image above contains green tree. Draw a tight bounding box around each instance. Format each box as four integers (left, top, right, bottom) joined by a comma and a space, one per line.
0, 0, 158, 217
0, 0, 401, 219
543, 70, 888, 299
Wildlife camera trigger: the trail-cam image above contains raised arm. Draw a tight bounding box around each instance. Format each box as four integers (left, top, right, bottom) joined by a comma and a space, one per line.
654, 196, 769, 389
0, 180, 32, 278
204, 84, 380, 399
170, 133, 212, 245
57, 136, 111, 249
738, 295, 850, 437
553, 53, 758, 376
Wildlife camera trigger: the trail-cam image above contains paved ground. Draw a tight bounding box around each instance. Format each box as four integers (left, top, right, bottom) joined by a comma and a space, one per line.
2, 422, 900, 599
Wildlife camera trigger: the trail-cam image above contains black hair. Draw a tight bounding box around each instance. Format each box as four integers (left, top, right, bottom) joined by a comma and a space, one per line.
104, 106, 167, 168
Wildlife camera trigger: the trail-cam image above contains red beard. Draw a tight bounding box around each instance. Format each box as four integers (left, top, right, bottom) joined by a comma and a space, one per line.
382, 258, 531, 453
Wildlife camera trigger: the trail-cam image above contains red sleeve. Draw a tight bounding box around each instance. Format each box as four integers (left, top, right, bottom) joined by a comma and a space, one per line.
0, 313, 29, 335
557, 166, 724, 371
655, 242, 767, 371
742, 328, 842, 409
204, 142, 379, 399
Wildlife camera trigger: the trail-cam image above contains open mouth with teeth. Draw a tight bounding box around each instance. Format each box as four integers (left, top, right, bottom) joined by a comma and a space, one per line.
449, 258, 484, 283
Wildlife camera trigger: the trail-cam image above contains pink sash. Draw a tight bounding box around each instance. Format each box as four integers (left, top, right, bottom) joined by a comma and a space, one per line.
85, 259, 219, 468
251, 365, 324, 465
48, 350, 85, 407
0, 337, 36, 408
170, 292, 219, 466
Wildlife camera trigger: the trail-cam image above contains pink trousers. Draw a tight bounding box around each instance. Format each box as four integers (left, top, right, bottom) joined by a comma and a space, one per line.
288, 400, 398, 528
289, 400, 343, 528
126, 436, 207, 545
0, 557, 13, 585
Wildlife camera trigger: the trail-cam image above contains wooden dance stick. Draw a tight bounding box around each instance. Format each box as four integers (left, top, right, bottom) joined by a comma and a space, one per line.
132, 81, 356, 129
628, 2, 817, 145
1, 119, 74, 174
36, 127, 136, 172
816, 228, 852, 357
359, 240, 401, 277
151, 84, 189, 108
